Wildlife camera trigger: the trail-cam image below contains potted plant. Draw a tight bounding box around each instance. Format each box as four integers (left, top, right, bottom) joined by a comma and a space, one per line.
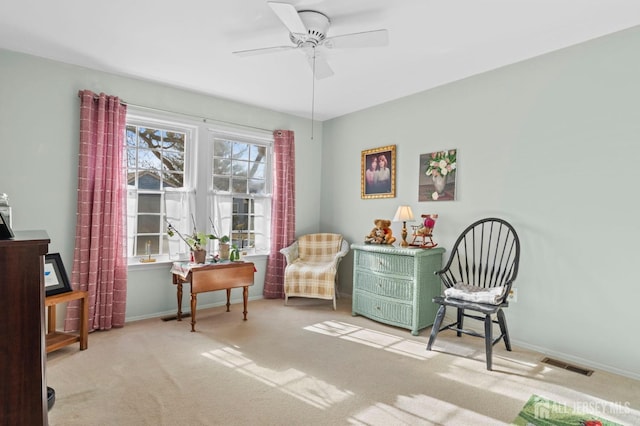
229, 244, 241, 261
217, 235, 231, 260
166, 222, 212, 263
166, 217, 233, 263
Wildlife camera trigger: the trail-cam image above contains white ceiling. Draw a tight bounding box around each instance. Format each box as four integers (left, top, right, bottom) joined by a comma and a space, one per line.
1, 1, 639, 121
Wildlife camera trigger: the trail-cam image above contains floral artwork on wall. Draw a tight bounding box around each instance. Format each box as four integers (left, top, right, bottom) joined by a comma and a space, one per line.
418, 149, 457, 201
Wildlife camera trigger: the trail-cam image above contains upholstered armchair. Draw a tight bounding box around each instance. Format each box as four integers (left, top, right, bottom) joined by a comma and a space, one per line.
280, 233, 349, 310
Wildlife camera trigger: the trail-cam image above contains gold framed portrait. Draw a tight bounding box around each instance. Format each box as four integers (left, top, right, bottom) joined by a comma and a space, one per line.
361, 145, 396, 199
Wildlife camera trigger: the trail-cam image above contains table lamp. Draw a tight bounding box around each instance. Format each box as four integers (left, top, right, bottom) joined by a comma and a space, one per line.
392, 205, 415, 247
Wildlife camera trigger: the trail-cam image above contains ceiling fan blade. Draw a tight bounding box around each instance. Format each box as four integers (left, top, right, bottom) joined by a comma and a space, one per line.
232, 45, 296, 57
304, 49, 334, 80
267, 2, 307, 35
324, 29, 389, 49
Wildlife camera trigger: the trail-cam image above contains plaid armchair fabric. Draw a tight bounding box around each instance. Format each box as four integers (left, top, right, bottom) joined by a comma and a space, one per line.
280, 233, 349, 310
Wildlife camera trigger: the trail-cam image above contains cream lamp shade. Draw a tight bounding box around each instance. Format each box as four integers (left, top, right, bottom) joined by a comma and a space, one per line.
393, 205, 415, 247
393, 205, 414, 222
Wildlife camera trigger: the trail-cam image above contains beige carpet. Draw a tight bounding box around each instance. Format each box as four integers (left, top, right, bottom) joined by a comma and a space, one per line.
47, 297, 640, 425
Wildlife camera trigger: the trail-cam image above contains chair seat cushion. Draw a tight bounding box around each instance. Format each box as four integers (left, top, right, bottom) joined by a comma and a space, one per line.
444, 283, 506, 305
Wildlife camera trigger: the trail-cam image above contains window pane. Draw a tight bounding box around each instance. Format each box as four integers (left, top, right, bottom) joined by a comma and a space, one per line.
136, 236, 159, 255
250, 145, 266, 162
127, 148, 137, 168
233, 215, 248, 231
234, 198, 249, 214
138, 194, 161, 213
214, 139, 231, 156
137, 171, 162, 190
248, 179, 265, 194
232, 143, 249, 160
232, 179, 247, 193
232, 160, 248, 177
213, 158, 231, 175
137, 214, 160, 233
248, 162, 265, 180
126, 127, 137, 147
137, 149, 162, 171
163, 172, 183, 188
162, 131, 185, 150
162, 150, 184, 173
213, 176, 230, 191
137, 128, 162, 149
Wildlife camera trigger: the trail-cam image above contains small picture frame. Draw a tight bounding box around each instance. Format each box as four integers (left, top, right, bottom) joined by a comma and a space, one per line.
361, 145, 396, 199
0, 212, 14, 239
44, 253, 72, 297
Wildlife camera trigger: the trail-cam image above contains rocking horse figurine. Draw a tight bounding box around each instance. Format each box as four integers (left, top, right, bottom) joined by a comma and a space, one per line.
410, 214, 438, 248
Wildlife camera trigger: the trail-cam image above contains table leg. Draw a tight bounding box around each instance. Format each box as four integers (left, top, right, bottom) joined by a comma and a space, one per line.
47, 304, 56, 334
79, 293, 88, 350
177, 283, 183, 321
190, 292, 197, 332
226, 288, 231, 312
242, 286, 248, 320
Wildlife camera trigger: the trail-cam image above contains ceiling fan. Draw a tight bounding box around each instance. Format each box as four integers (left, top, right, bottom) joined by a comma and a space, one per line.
233, 1, 389, 79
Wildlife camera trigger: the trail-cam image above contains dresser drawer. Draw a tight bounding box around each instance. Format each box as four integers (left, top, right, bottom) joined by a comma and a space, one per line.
356, 250, 415, 278
351, 244, 445, 335
353, 270, 413, 301
353, 291, 413, 328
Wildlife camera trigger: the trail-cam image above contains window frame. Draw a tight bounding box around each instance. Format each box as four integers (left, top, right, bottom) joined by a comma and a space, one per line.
206, 126, 274, 256
125, 109, 273, 265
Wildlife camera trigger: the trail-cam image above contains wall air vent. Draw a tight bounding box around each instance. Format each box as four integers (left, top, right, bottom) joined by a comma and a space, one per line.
541, 357, 594, 376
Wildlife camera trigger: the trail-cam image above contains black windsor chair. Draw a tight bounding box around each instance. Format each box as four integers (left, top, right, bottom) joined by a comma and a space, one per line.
426, 218, 520, 370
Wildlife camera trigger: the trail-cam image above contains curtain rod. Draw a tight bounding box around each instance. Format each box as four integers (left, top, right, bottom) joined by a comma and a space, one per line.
78, 91, 274, 134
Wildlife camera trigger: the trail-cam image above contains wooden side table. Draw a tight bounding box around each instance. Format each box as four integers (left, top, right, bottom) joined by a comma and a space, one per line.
45, 290, 89, 353
171, 262, 255, 332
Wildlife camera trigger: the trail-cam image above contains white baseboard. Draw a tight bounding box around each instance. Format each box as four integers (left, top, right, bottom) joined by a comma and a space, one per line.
125, 295, 264, 323
440, 311, 639, 381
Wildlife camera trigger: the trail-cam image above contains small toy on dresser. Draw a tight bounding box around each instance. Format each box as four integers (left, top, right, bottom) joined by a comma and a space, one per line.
364, 219, 396, 245
410, 214, 438, 248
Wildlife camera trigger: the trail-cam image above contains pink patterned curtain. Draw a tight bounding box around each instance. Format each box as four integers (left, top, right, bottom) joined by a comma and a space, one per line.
263, 130, 295, 298
64, 90, 128, 331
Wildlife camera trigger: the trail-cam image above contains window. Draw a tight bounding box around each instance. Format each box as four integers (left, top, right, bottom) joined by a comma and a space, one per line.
126, 118, 190, 259
208, 131, 272, 256
125, 110, 272, 263
212, 138, 268, 249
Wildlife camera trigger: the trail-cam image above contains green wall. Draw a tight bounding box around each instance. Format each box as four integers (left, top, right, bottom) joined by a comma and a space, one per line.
322, 26, 640, 379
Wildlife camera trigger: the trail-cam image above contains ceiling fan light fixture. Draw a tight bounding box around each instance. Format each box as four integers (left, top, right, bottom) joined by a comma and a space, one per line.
289, 11, 330, 46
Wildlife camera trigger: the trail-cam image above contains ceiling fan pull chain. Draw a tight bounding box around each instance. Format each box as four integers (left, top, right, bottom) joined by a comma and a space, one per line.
311, 46, 316, 140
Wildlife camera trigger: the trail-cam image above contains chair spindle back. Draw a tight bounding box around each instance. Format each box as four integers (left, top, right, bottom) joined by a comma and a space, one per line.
439, 218, 520, 291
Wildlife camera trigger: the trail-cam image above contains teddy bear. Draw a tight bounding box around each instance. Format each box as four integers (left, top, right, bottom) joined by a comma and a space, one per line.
364, 225, 385, 244
365, 219, 396, 245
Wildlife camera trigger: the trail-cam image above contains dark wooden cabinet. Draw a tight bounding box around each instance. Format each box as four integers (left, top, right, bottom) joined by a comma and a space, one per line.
0, 230, 50, 426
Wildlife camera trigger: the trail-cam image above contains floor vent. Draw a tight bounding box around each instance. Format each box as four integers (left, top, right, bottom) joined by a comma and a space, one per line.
541, 357, 594, 376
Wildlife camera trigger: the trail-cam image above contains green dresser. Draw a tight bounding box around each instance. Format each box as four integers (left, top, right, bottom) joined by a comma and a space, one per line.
351, 243, 445, 336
